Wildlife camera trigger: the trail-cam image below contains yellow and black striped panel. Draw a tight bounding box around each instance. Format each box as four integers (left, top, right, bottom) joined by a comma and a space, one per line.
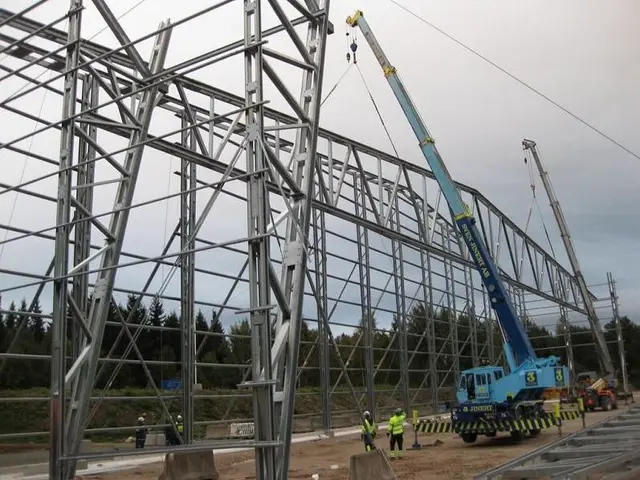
415, 421, 453, 433
414, 417, 559, 434
558, 410, 581, 420
541, 410, 581, 421
455, 418, 557, 433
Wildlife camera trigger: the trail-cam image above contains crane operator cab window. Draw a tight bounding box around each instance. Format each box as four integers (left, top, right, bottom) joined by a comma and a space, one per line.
460, 373, 475, 400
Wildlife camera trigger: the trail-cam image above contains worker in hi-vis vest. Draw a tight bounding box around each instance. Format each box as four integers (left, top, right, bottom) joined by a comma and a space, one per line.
360, 410, 377, 452
386, 408, 406, 459
176, 414, 184, 441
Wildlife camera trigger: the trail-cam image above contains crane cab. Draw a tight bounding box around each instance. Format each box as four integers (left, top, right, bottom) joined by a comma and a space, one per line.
456, 366, 505, 405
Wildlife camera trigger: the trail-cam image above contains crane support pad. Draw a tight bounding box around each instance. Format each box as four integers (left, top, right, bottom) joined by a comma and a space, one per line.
415, 417, 559, 434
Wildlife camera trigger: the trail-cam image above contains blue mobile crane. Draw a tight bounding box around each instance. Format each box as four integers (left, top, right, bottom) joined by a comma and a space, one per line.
346, 10, 569, 443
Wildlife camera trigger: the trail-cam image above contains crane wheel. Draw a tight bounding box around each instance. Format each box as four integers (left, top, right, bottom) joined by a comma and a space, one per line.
460, 433, 477, 443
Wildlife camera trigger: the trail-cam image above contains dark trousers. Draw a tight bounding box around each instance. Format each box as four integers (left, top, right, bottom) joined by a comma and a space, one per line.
135, 431, 146, 449
363, 432, 375, 452
389, 433, 404, 457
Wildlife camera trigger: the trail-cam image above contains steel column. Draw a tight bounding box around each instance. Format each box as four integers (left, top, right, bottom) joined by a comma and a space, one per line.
180, 112, 197, 444
608, 272, 629, 396
71, 74, 98, 360
354, 172, 375, 415
312, 208, 331, 432
268, 1, 331, 478
389, 191, 410, 414
61, 22, 172, 479
50, 2, 83, 478
242, 2, 277, 479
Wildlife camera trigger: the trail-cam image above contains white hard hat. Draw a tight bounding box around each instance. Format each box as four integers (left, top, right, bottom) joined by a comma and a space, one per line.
137, 417, 144, 422
364, 410, 370, 416
177, 414, 183, 421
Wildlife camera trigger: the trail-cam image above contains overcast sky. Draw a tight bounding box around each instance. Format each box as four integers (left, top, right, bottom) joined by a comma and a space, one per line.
0, 0, 638, 335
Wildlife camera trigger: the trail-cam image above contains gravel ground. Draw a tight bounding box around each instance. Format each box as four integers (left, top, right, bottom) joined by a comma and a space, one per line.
82, 404, 630, 480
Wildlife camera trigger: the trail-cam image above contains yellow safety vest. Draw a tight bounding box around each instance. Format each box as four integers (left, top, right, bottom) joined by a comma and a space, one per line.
361, 418, 376, 434
387, 414, 405, 435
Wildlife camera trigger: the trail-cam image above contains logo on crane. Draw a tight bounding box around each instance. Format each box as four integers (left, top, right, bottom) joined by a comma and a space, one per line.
461, 223, 490, 278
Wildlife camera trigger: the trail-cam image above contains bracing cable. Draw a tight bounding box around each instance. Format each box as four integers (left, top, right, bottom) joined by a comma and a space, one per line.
385, 0, 640, 163
355, 63, 401, 158
320, 63, 352, 107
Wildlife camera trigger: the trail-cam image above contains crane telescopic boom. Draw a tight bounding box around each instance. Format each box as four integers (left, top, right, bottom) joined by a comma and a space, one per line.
346, 10, 536, 369
522, 139, 615, 377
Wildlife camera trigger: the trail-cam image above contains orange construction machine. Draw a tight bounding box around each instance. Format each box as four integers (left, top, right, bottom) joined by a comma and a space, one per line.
577, 371, 626, 411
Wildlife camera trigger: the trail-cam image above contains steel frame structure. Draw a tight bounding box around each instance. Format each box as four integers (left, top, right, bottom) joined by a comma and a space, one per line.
0, 2, 627, 480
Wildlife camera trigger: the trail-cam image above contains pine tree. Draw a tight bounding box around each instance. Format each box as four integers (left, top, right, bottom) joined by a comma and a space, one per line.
5, 301, 17, 330
0, 295, 4, 350
30, 298, 45, 344
163, 311, 181, 378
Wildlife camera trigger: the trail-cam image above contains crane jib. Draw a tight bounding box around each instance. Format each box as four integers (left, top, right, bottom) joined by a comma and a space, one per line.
347, 6, 556, 372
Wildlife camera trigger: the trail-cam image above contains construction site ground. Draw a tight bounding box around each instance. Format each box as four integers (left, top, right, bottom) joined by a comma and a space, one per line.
68, 403, 631, 480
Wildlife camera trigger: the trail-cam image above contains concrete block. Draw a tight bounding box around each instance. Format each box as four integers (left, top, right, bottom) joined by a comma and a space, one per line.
158, 450, 219, 480
205, 424, 229, 439
146, 432, 166, 446
348, 449, 396, 480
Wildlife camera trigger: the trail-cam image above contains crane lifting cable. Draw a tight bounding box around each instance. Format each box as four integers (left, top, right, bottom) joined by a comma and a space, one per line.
345, 24, 401, 159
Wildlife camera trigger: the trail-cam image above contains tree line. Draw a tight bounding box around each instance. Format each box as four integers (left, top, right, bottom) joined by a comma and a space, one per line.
1, 294, 639, 390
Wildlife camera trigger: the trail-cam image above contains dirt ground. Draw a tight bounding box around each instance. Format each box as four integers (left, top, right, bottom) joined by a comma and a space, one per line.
83, 404, 631, 480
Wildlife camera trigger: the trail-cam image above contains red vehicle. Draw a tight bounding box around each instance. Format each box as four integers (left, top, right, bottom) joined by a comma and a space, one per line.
579, 374, 618, 411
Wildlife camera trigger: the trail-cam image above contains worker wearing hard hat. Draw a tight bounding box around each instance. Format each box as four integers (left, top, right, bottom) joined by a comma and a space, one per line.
360, 410, 377, 452
135, 416, 147, 449
164, 416, 180, 446
176, 414, 184, 442
386, 408, 406, 459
